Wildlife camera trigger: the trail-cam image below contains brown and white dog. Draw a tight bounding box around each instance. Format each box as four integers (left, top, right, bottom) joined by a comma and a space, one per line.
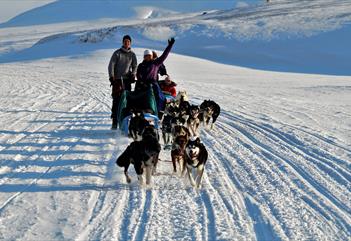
171, 134, 189, 174
185, 137, 208, 188
171, 125, 190, 173
172, 124, 190, 140
176, 90, 189, 104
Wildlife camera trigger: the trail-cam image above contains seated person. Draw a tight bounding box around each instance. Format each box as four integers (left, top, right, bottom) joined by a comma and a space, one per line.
159, 76, 177, 97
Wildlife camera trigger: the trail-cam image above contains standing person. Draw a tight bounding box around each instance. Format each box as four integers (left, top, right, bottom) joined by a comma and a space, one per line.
108, 35, 137, 129
135, 38, 175, 116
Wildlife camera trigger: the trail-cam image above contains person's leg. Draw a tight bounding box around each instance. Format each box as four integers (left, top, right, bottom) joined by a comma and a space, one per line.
111, 85, 121, 129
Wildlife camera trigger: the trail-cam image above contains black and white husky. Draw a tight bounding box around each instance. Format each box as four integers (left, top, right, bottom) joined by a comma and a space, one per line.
199, 100, 220, 129
116, 135, 160, 185
162, 101, 179, 150
185, 137, 208, 188
187, 105, 201, 137
129, 110, 149, 141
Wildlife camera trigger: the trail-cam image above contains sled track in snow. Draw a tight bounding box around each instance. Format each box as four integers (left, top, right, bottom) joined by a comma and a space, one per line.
0, 102, 105, 212
203, 110, 350, 240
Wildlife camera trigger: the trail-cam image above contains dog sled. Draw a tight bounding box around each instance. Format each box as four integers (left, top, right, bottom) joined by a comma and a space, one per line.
117, 86, 160, 135
163, 93, 176, 103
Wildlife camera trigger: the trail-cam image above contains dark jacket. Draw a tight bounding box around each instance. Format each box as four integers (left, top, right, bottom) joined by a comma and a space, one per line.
158, 63, 168, 78
135, 41, 174, 112
136, 42, 174, 86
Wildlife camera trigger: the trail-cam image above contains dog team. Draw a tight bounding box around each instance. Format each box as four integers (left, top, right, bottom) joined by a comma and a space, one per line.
116, 90, 220, 189
108, 35, 220, 188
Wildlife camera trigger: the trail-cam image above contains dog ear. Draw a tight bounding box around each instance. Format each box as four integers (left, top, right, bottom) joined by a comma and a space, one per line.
196, 137, 201, 145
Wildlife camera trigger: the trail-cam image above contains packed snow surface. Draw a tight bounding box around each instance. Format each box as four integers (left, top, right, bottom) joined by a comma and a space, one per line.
0, 48, 350, 240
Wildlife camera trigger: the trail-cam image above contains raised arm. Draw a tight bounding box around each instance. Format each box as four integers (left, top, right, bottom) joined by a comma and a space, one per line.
154, 38, 175, 67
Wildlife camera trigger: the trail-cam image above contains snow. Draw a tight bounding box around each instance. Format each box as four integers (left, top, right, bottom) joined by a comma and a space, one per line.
0, 0, 56, 23
0, 0, 350, 240
1, 0, 351, 75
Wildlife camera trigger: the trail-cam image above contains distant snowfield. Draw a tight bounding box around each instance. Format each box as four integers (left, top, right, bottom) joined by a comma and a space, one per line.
1, 0, 351, 75
0, 48, 350, 240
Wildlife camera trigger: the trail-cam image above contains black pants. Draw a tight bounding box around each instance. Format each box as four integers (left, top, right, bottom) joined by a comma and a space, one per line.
111, 84, 122, 121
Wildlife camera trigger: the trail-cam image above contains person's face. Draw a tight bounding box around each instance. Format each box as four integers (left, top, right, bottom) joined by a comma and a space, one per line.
123, 39, 131, 49
144, 54, 152, 61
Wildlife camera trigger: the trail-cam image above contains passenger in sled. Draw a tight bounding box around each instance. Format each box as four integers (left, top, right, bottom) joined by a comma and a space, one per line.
159, 75, 177, 103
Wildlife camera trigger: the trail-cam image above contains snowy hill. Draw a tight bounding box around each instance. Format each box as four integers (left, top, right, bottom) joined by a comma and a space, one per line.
0, 0, 245, 27
1, 0, 351, 75
0, 0, 350, 240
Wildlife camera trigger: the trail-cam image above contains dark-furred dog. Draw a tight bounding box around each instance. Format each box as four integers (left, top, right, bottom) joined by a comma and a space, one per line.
185, 137, 208, 188
142, 125, 160, 175
171, 125, 190, 173
116, 135, 160, 185
171, 134, 189, 174
172, 124, 190, 140
178, 100, 190, 124
129, 110, 149, 141
162, 101, 179, 150
199, 100, 220, 129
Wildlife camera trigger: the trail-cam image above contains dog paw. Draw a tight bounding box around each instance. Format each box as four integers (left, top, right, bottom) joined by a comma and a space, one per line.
126, 177, 131, 183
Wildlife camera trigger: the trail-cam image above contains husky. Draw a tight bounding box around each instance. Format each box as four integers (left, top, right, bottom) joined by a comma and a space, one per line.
178, 100, 190, 124
162, 115, 173, 150
176, 90, 189, 104
128, 110, 149, 141
142, 125, 160, 175
185, 137, 208, 188
187, 104, 201, 137
116, 134, 160, 185
171, 133, 189, 174
199, 100, 221, 129
172, 124, 190, 140
162, 101, 179, 150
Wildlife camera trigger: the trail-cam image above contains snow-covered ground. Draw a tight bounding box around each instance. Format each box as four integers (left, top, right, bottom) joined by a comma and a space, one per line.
0, 0, 350, 240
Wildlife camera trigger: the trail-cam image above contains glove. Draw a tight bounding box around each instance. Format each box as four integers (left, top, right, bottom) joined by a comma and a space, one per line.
168, 37, 175, 45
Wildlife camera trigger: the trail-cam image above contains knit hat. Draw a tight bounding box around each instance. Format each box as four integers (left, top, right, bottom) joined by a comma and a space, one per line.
122, 35, 132, 42
144, 49, 153, 56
